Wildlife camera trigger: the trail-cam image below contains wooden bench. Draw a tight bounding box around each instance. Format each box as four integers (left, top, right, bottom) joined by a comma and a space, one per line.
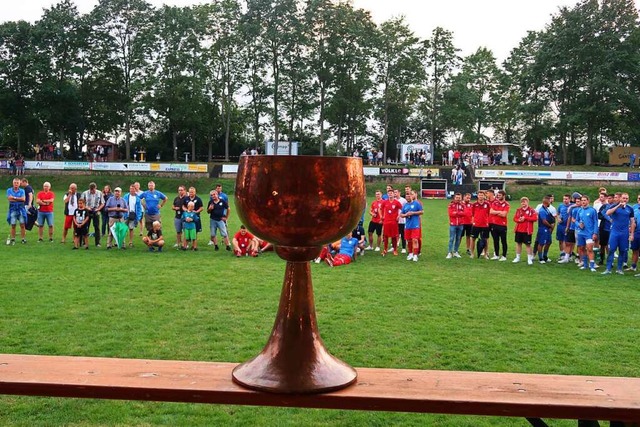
1, 354, 639, 426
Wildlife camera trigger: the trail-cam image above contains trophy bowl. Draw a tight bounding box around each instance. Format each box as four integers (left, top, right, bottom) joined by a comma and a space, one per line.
232, 155, 366, 394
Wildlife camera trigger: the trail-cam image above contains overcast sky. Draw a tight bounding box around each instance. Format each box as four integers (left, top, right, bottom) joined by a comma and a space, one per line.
2, 0, 639, 62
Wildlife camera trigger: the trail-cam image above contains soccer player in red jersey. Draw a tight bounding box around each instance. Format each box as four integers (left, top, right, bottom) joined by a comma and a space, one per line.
380, 189, 403, 256
489, 190, 510, 261
461, 192, 473, 256
232, 225, 258, 257
512, 197, 538, 265
471, 190, 491, 258
366, 190, 384, 251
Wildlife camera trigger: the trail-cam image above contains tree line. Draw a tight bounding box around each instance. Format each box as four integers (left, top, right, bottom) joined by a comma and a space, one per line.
0, 0, 638, 164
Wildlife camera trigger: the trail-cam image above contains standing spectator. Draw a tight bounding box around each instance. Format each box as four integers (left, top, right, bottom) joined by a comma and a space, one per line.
603, 193, 635, 275
489, 190, 510, 261
512, 197, 538, 265
36, 181, 55, 242
62, 183, 80, 244
182, 202, 199, 251
104, 187, 128, 249
182, 186, 204, 236
366, 190, 384, 251
447, 148, 454, 166
6, 177, 27, 245
376, 150, 383, 165
575, 195, 599, 272
172, 185, 187, 248
125, 184, 144, 247
134, 182, 145, 236
207, 190, 231, 251
20, 178, 34, 209
14, 155, 25, 175
72, 198, 90, 250
81, 182, 105, 247
140, 181, 167, 232
101, 185, 113, 239
380, 189, 403, 256
630, 153, 637, 168
446, 193, 465, 259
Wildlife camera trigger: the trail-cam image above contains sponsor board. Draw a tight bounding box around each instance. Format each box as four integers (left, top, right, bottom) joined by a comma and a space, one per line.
25, 161, 64, 170
475, 169, 628, 181
222, 164, 239, 174
609, 146, 640, 166
23, 161, 207, 173
379, 167, 409, 175
265, 141, 299, 155
409, 168, 439, 177
628, 172, 640, 182
63, 161, 90, 170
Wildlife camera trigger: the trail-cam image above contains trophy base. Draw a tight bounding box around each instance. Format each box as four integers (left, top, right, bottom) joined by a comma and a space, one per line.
232, 351, 357, 394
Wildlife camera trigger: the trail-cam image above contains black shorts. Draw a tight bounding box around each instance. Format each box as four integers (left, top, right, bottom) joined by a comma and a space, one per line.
515, 232, 532, 245
565, 229, 576, 244
74, 226, 88, 237
471, 226, 490, 239
461, 224, 473, 237
367, 221, 382, 236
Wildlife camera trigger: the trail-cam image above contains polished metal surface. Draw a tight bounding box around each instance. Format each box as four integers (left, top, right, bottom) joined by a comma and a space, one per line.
232, 155, 365, 394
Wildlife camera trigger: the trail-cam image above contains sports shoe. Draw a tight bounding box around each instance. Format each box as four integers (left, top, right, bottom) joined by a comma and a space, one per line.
374, 247, 380, 252
601, 270, 611, 275
314, 258, 321, 264
38, 238, 43, 243
21, 239, 26, 244
624, 266, 636, 272
7, 237, 12, 245
96, 244, 101, 248
616, 270, 624, 275
381, 250, 387, 257
469, 252, 474, 259
365, 245, 373, 250
49, 239, 53, 243
453, 252, 461, 258
226, 245, 231, 251
148, 247, 155, 252
466, 249, 471, 255
539, 259, 546, 264
558, 257, 570, 264
412, 255, 418, 262
157, 247, 163, 252
512, 257, 520, 263
499, 256, 507, 261
173, 243, 179, 248
393, 250, 398, 256
527, 259, 533, 265
590, 268, 597, 272
407, 254, 414, 261
577, 262, 584, 268
579, 266, 587, 270
401, 248, 406, 254
208, 240, 214, 246
215, 245, 219, 251
635, 273, 640, 277
484, 254, 489, 260
491, 255, 499, 260
446, 253, 453, 259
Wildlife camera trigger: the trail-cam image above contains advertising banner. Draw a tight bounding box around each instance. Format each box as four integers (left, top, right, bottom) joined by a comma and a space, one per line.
408, 168, 439, 177
475, 169, 629, 181
379, 167, 410, 175
23, 161, 207, 173
265, 141, 299, 155
609, 147, 640, 166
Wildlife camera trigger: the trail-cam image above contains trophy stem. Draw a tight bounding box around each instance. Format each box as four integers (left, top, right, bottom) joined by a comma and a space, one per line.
232, 260, 357, 394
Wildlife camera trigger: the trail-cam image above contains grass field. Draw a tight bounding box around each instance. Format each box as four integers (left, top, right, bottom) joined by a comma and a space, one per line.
1, 173, 639, 426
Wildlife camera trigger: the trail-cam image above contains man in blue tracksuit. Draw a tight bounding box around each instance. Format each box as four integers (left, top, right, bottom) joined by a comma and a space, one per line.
603, 193, 636, 275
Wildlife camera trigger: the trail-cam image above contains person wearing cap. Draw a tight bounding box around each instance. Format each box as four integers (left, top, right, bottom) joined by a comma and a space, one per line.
81, 182, 105, 247
104, 187, 128, 249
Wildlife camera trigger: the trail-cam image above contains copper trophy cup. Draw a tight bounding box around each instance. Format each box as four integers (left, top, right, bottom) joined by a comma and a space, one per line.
232, 155, 365, 394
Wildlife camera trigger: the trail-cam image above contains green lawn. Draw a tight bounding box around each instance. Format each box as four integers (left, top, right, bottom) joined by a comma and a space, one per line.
1, 174, 639, 426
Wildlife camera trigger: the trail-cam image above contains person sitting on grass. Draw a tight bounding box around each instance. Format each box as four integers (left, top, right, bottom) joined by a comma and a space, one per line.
181, 201, 199, 251
73, 198, 90, 250
256, 238, 273, 254
324, 232, 360, 267
143, 220, 165, 252
314, 239, 341, 263
232, 225, 258, 257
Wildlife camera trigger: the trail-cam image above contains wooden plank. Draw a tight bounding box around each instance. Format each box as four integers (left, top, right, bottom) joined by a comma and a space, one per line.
1, 354, 639, 422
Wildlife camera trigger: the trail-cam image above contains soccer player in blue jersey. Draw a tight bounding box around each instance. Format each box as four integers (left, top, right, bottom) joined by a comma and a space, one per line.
602, 193, 636, 275
575, 196, 598, 272
556, 194, 572, 262
400, 190, 423, 262
536, 196, 555, 263
628, 195, 640, 274
324, 233, 359, 267
597, 193, 614, 265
